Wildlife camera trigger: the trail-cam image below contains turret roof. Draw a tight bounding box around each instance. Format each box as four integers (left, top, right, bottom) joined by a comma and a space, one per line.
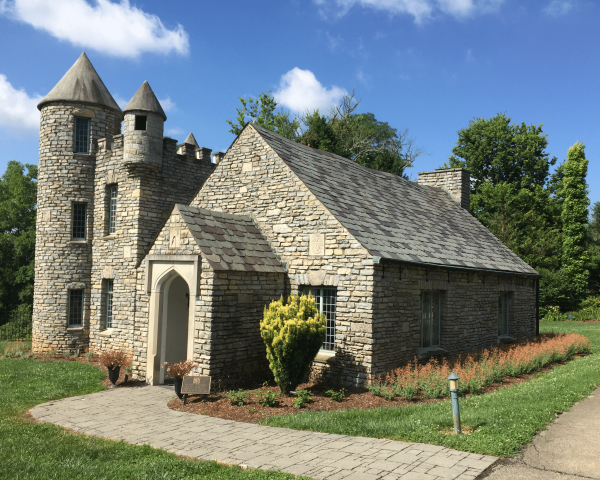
183, 132, 199, 146
37, 52, 121, 113
123, 81, 167, 121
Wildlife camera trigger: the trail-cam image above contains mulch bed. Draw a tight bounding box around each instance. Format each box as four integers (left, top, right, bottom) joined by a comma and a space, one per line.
166, 364, 562, 424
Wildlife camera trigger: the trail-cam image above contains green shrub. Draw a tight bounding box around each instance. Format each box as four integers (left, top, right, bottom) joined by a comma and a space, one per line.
256, 389, 279, 407
325, 388, 346, 402
226, 389, 248, 406
293, 389, 313, 408
260, 294, 326, 394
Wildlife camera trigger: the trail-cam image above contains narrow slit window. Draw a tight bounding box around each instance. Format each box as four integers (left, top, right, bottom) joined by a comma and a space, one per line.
421, 291, 441, 348
134, 115, 147, 131
498, 293, 510, 336
72, 203, 87, 240
303, 286, 337, 351
105, 280, 114, 329
75, 117, 90, 153
108, 185, 118, 234
68, 289, 84, 327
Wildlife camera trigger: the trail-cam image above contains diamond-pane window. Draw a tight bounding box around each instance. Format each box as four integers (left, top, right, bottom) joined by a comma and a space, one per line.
498, 293, 511, 336
72, 203, 87, 240
303, 287, 337, 351
69, 289, 84, 327
421, 291, 441, 348
105, 280, 114, 329
108, 185, 118, 234
75, 117, 90, 153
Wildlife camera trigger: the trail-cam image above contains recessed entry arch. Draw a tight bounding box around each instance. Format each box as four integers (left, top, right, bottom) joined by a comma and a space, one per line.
145, 255, 200, 385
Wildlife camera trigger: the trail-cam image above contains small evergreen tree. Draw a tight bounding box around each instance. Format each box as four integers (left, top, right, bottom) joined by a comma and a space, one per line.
560, 142, 589, 300
260, 294, 326, 394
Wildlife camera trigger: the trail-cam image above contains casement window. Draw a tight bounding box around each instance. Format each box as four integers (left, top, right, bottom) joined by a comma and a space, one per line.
74, 117, 90, 153
498, 293, 511, 336
105, 280, 114, 329
421, 291, 441, 348
303, 286, 337, 351
72, 203, 87, 240
68, 289, 84, 327
134, 115, 147, 131
108, 184, 118, 234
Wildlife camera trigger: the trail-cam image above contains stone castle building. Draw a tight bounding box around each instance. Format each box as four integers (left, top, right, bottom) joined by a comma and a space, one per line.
32, 53, 539, 385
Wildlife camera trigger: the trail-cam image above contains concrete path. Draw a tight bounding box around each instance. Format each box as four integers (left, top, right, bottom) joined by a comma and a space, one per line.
31, 386, 496, 480
482, 386, 600, 479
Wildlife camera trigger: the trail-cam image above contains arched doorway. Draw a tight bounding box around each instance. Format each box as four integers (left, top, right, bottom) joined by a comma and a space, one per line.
158, 273, 190, 383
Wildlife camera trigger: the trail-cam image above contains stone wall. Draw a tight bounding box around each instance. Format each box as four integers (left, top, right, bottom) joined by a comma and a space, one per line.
417, 168, 470, 210
190, 125, 375, 386
33, 102, 121, 353
372, 262, 537, 376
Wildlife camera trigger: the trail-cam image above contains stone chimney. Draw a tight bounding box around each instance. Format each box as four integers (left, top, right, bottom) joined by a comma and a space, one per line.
212, 152, 225, 164
417, 168, 470, 210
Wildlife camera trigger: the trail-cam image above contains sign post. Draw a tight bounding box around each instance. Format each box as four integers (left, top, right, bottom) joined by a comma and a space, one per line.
181, 375, 211, 405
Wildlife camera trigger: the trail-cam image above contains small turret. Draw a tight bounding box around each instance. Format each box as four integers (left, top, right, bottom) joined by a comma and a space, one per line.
123, 81, 165, 169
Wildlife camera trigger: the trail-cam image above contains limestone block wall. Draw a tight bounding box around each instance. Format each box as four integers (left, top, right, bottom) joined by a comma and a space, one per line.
190, 125, 375, 386
33, 102, 121, 353
122, 111, 163, 168
372, 262, 537, 376
88, 136, 214, 362
417, 168, 470, 210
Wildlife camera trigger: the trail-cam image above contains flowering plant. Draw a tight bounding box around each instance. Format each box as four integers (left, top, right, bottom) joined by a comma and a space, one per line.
162, 359, 196, 379
98, 349, 130, 369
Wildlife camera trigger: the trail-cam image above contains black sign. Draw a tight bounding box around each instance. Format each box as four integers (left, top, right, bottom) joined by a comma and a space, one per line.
181, 375, 211, 395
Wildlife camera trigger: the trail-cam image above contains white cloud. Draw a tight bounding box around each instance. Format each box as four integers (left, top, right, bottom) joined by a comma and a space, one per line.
0, 74, 41, 132
166, 127, 184, 136
326, 31, 343, 51
314, 0, 504, 23
544, 0, 575, 16
158, 97, 176, 113
273, 68, 347, 113
0, 0, 189, 58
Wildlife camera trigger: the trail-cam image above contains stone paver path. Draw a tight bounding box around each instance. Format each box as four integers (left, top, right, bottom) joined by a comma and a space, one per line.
31, 386, 497, 480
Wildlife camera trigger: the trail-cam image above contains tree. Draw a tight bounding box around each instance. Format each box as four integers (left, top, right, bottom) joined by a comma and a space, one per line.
560, 142, 589, 300
587, 201, 600, 294
0, 161, 37, 311
227, 91, 424, 178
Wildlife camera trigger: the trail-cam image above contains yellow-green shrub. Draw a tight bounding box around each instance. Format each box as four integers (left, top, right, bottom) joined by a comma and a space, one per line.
260, 294, 326, 394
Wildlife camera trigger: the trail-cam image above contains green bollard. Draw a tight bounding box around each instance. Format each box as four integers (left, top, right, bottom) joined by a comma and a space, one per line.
448, 372, 461, 435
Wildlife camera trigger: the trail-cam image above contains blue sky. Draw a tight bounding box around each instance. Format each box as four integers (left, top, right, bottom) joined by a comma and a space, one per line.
0, 0, 598, 206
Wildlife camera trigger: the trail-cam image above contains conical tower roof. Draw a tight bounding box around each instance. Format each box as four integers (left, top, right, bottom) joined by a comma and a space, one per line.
123, 81, 167, 121
37, 52, 121, 113
183, 132, 198, 146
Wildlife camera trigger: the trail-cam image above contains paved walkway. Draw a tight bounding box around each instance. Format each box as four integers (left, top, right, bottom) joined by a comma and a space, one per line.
31, 386, 496, 480
482, 386, 600, 480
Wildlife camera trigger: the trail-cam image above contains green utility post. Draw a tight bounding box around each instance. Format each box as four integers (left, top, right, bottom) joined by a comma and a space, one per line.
448, 372, 461, 434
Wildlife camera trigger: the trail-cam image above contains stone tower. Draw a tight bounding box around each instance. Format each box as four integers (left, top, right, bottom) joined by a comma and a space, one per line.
32, 52, 123, 353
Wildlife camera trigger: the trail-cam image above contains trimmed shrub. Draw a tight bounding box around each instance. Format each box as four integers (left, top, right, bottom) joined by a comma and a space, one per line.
260, 294, 326, 394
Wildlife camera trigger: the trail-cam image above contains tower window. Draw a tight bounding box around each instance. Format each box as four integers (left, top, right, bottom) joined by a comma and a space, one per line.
105, 279, 114, 329
72, 203, 87, 240
108, 184, 118, 234
75, 117, 90, 153
134, 115, 147, 131
68, 289, 84, 327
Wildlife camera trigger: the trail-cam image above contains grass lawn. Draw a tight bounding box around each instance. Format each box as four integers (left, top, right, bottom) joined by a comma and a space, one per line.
0, 340, 31, 355
262, 321, 600, 457
0, 358, 313, 480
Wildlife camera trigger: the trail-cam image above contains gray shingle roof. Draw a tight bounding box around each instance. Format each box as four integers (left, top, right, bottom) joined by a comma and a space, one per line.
123, 81, 167, 121
252, 124, 537, 275
38, 52, 121, 113
176, 205, 286, 273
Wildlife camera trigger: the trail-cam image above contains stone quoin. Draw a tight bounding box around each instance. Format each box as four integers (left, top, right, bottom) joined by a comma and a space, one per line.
32, 53, 539, 386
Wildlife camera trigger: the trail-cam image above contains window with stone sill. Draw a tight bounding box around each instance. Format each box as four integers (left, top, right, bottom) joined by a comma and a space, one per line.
74, 117, 90, 154
498, 292, 512, 336
104, 279, 114, 329
421, 290, 441, 348
68, 289, 84, 327
107, 184, 118, 235
302, 286, 337, 352
135, 115, 147, 131
72, 203, 87, 240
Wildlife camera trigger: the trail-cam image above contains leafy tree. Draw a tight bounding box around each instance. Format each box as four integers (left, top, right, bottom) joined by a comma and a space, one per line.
560, 142, 589, 300
0, 161, 37, 311
587, 201, 600, 294
260, 294, 326, 394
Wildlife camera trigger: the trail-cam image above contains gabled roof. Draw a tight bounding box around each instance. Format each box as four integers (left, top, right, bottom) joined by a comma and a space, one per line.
183, 132, 199, 147
251, 124, 537, 275
37, 52, 121, 113
123, 81, 167, 121
176, 205, 285, 273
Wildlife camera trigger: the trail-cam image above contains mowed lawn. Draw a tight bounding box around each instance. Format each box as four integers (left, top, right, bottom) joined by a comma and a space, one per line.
262, 321, 600, 457
0, 358, 313, 480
